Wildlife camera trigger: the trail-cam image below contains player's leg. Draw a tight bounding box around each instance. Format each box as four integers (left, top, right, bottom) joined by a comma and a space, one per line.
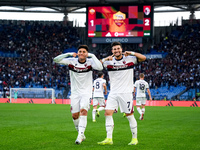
98, 93, 117, 145
97, 110, 114, 145
75, 95, 90, 144
98, 97, 105, 112
75, 109, 87, 143
105, 110, 114, 138
137, 106, 142, 115
92, 106, 97, 122
97, 98, 106, 117
92, 98, 98, 122
140, 98, 147, 120
72, 112, 80, 132
140, 104, 145, 120
14, 95, 17, 102
127, 113, 138, 145
136, 98, 142, 116
70, 95, 80, 132
119, 93, 138, 145
98, 106, 105, 111
141, 105, 145, 114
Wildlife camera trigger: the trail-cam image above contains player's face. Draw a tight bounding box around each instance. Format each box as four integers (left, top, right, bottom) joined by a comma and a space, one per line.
112, 45, 122, 58
77, 48, 88, 62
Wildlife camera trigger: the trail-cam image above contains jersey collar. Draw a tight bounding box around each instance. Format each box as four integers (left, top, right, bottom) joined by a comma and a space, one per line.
78, 59, 86, 64
114, 55, 124, 61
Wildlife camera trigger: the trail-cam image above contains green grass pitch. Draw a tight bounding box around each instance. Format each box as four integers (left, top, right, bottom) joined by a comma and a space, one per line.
0, 103, 199, 150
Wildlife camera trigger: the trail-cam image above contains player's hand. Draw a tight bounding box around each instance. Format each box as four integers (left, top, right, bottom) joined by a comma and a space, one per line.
123, 51, 132, 57
149, 98, 152, 101
105, 55, 114, 61
72, 53, 77, 57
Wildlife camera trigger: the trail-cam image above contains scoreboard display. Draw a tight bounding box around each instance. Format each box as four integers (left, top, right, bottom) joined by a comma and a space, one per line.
87, 4, 153, 38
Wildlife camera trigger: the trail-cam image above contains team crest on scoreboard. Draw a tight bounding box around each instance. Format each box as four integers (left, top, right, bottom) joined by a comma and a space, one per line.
89, 8, 95, 15
144, 6, 151, 15
113, 11, 126, 27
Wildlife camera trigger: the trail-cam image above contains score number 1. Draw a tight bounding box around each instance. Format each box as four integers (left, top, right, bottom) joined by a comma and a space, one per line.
90, 20, 94, 26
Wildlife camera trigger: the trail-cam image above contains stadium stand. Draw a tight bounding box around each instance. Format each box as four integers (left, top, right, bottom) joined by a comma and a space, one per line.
93, 22, 200, 101
139, 22, 200, 100
0, 20, 80, 98
0, 19, 199, 101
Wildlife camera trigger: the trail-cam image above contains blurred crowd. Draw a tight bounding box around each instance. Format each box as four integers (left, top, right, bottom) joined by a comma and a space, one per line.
0, 20, 199, 98
95, 23, 200, 91
136, 23, 200, 89
0, 21, 80, 97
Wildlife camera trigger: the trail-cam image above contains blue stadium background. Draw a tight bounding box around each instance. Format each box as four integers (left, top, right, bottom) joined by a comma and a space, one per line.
0, 18, 199, 101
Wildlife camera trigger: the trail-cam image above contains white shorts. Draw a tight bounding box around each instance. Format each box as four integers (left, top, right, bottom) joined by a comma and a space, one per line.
105, 92, 134, 113
136, 97, 147, 106
70, 94, 91, 113
93, 97, 105, 107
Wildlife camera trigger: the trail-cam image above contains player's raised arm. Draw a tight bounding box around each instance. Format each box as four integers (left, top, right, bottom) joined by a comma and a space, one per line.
88, 53, 103, 71
134, 52, 146, 62
53, 52, 76, 64
123, 51, 146, 62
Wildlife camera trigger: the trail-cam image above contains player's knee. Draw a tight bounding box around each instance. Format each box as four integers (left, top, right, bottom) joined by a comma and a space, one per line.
104, 110, 113, 116
80, 109, 87, 116
93, 105, 97, 109
72, 113, 79, 119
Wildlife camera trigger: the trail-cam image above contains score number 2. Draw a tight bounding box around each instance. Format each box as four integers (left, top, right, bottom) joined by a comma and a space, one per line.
144, 19, 150, 26
90, 20, 94, 26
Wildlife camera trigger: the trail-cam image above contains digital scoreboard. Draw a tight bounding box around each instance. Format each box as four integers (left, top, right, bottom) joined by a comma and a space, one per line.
87, 4, 153, 38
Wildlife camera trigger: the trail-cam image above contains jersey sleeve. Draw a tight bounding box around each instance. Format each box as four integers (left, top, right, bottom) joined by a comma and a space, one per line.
56, 58, 71, 65
130, 55, 138, 65
146, 82, 149, 89
88, 53, 103, 71
134, 81, 138, 87
53, 53, 74, 65
103, 79, 106, 84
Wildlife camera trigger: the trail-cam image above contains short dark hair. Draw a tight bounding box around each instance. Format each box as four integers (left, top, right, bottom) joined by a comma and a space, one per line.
111, 42, 122, 48
98, 72, 104, 78
78, 45, 89, 51
139, 73, 145, 78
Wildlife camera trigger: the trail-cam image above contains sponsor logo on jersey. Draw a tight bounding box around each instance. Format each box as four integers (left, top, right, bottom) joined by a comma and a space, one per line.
107, 62, 134, 71
68, 64, 92, 73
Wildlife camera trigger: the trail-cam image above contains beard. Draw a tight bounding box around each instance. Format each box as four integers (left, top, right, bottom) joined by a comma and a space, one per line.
114, 52, 122, 58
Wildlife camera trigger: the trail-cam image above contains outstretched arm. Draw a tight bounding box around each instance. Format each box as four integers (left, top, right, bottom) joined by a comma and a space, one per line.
123, 51, 146, 62
88, 53, 103, 71
53, 53, 75, 64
